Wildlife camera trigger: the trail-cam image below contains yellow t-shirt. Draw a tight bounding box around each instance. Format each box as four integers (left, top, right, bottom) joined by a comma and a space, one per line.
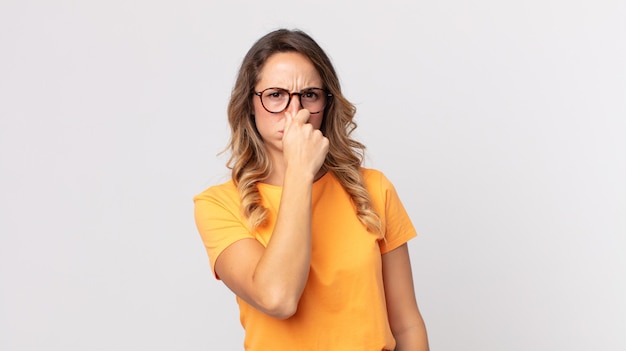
194, 168, 417, 351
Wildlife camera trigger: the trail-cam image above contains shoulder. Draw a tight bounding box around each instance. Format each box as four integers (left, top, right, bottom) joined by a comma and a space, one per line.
360, 167, 394, 191
359, 167, 405, 212
193, 179, 240, 209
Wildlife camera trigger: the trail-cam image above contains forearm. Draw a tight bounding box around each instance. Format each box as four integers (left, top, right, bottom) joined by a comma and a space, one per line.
394, 323, 429, 351
383, 245, 430, 351
252, 169, 313, 315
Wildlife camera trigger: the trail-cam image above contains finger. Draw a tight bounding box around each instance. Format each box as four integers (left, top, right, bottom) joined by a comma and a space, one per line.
283, 111, 294, 133
293, 109, 311, 125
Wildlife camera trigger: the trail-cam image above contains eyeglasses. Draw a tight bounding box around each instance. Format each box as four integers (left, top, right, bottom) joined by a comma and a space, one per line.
254, 87, 332, 114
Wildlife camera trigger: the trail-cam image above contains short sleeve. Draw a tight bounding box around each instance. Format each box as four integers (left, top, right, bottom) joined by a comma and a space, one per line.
363, 169, 418, 254
193, 182, 254, 279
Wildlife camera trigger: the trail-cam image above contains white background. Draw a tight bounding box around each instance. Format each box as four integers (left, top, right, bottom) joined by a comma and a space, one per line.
1, 0, 625, 350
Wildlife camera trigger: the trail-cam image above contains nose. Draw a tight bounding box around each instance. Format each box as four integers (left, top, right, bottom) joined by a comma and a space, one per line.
285, 93, 303, 115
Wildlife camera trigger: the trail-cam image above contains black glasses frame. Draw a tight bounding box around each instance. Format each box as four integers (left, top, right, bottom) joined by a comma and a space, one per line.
254, 87, 333, 114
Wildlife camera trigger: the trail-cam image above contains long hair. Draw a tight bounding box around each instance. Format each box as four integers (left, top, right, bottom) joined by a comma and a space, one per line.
225, 28, 381, 235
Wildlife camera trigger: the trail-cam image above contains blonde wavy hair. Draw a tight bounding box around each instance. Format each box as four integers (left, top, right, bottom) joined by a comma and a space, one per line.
225, 28, 382, 235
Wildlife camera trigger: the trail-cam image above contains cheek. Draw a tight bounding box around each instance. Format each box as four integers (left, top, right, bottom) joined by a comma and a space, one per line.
310, 112, 324, 130
253, 101, 273, 128
253, 98, 265, 117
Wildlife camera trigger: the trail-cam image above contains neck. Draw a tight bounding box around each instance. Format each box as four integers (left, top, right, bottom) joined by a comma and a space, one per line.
263, 151, 285, 186
263, 152, 327, 186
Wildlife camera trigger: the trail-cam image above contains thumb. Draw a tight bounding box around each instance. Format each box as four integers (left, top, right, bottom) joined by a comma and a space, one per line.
283, 111, 294, 134
294, 109, 311, 124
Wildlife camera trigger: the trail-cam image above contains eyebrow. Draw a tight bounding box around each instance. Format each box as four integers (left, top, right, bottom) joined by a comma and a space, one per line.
258, 86, 324, 92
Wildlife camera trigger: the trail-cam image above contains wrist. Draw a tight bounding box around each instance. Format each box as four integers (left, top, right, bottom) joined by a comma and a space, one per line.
284, 166, 316, 184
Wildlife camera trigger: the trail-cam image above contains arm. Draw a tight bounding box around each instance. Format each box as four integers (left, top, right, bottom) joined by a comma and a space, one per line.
382, 243, 430, 351
214, 110, 328, 319
214, 173, 313, 319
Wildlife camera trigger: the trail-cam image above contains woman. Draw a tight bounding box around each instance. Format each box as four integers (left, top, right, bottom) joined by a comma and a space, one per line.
194, 28, 429, 351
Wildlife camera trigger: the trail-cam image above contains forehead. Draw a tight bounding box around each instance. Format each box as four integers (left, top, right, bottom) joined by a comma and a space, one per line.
256, 52, 322, 88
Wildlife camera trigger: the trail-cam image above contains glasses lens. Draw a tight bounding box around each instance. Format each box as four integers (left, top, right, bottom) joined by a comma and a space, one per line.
261, 89, 289, 113
300, 89, 327, 113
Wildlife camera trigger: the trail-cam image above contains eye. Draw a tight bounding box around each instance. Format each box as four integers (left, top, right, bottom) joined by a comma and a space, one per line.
264, 89, 288, 100
302, 90, 320, 101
